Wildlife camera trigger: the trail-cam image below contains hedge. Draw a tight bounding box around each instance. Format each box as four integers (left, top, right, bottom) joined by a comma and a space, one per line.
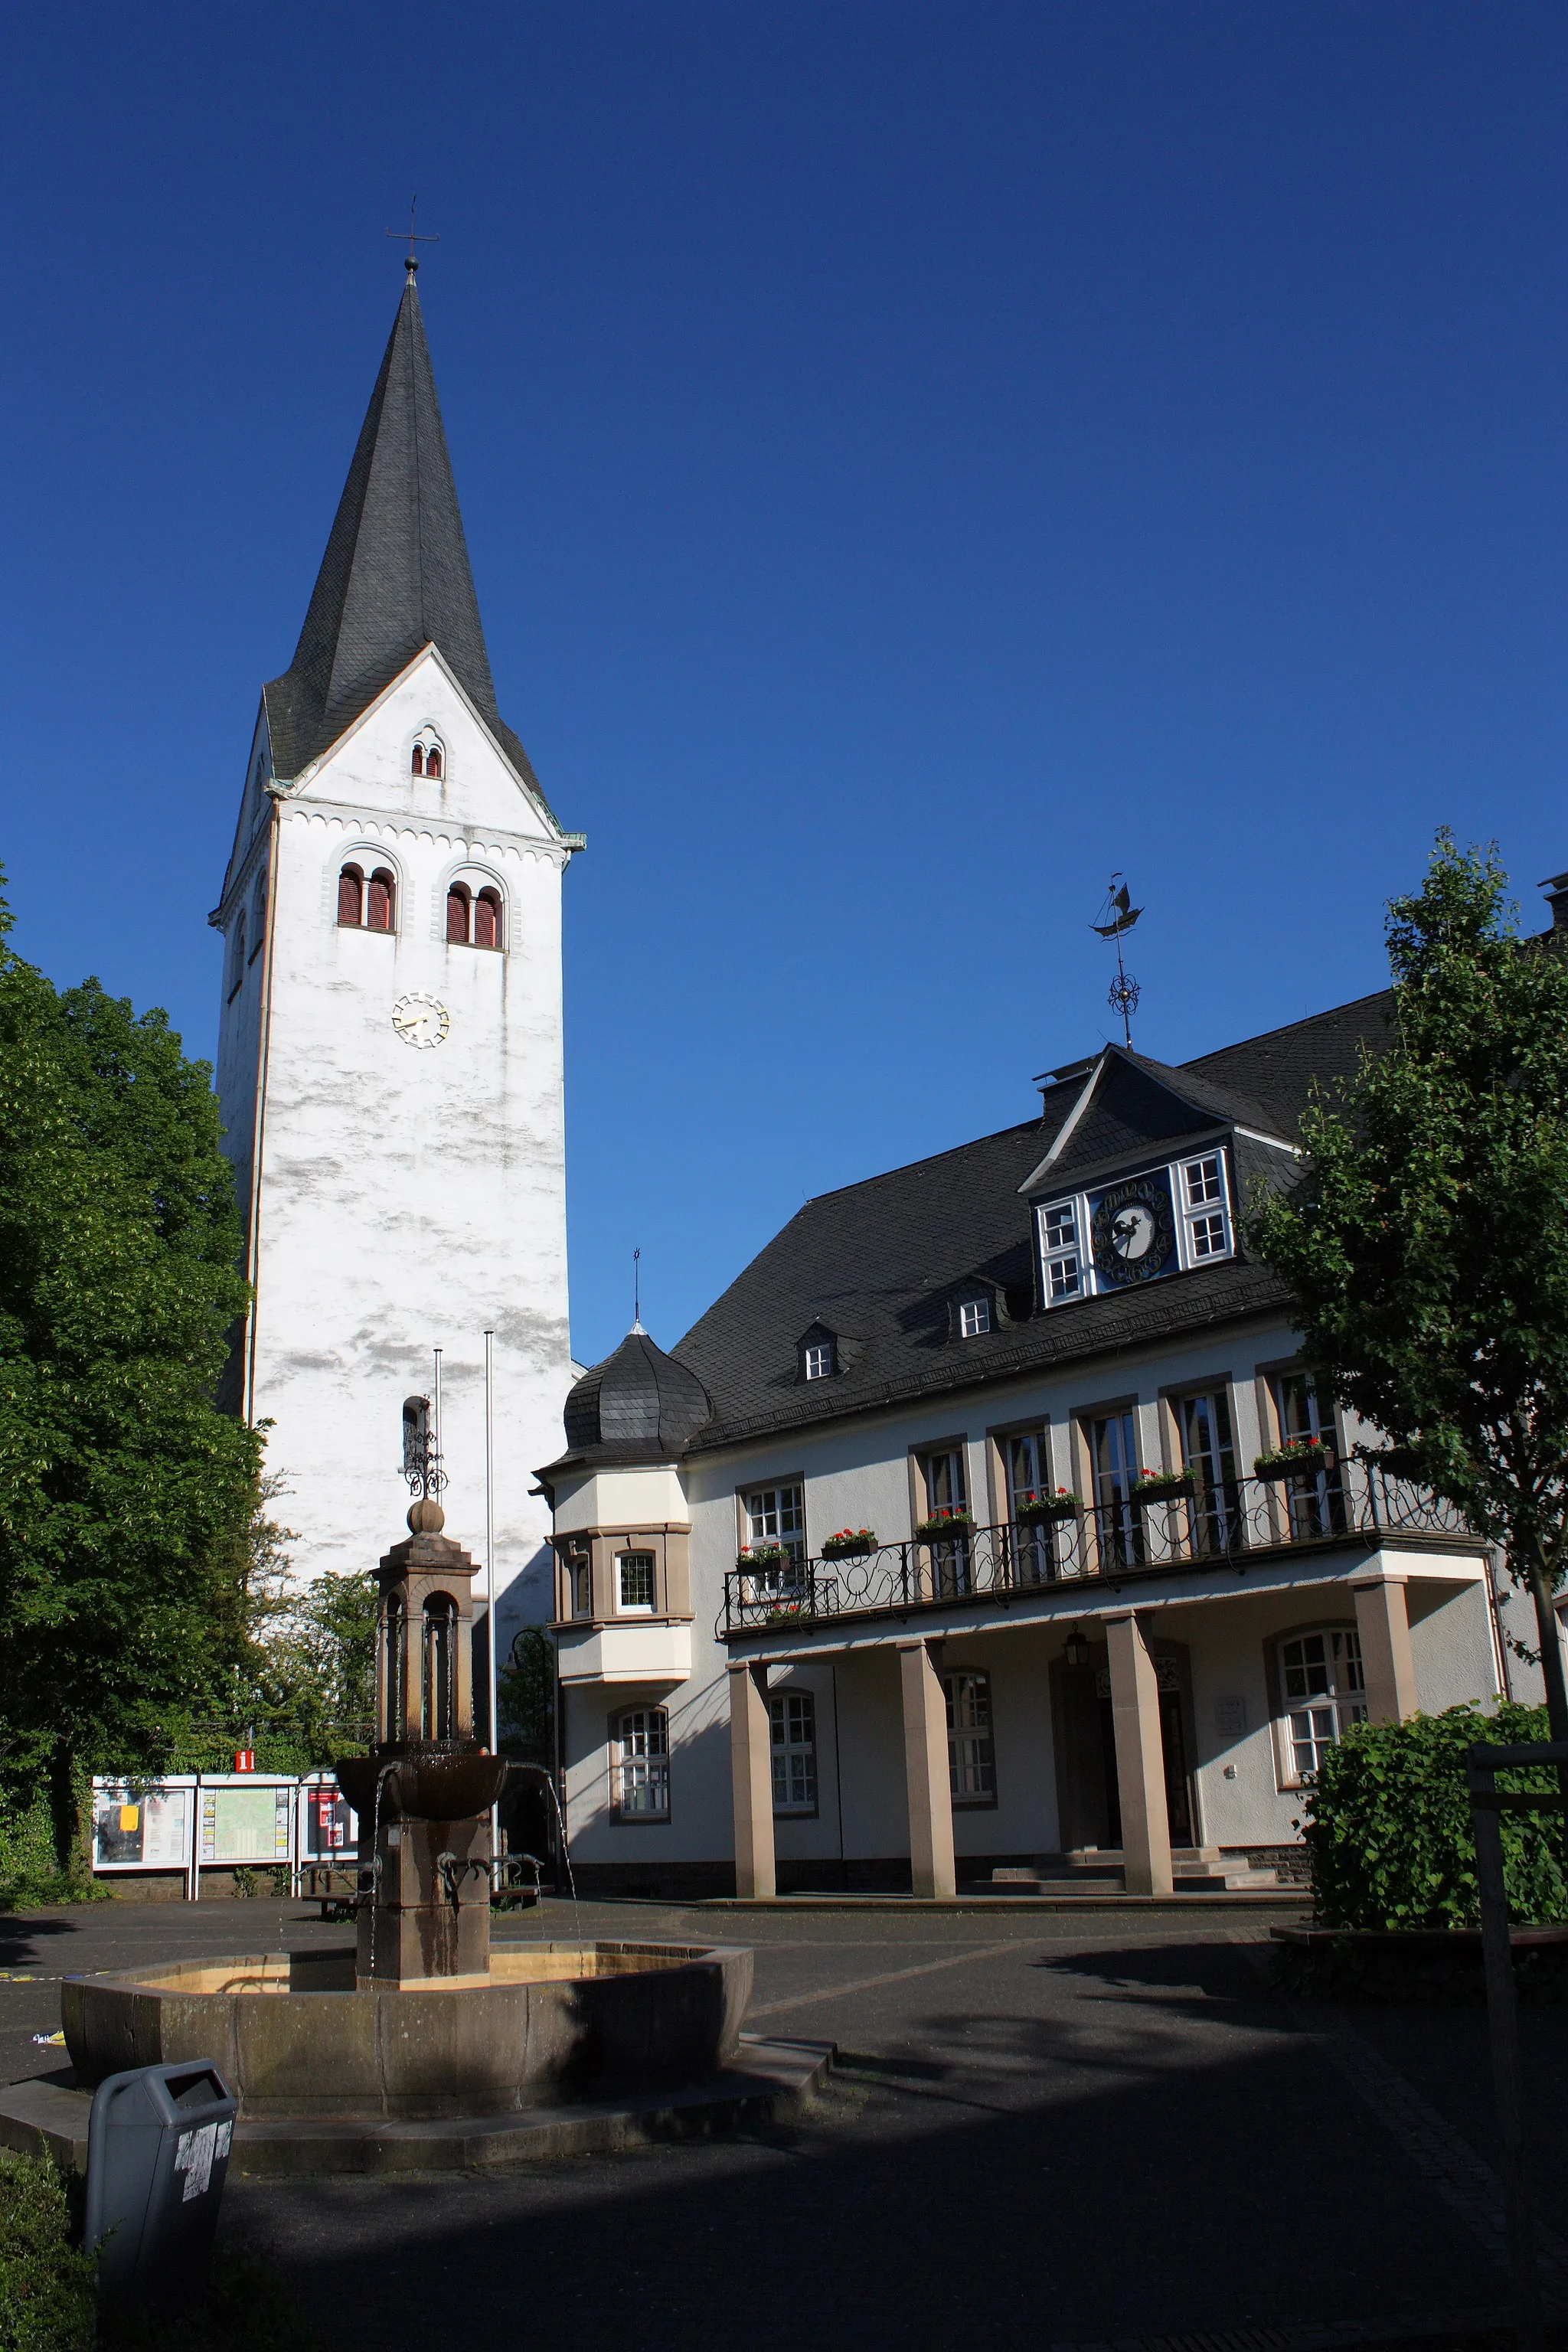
0, 2151, 95, 2352
1302, 1701, 1568, 1931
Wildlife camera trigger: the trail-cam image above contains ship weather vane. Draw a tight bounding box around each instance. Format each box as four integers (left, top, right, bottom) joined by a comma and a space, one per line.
1092, 874, 1144, 1048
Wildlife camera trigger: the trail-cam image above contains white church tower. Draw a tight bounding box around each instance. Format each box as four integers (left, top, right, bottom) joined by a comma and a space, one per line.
211, 260, 580, 1656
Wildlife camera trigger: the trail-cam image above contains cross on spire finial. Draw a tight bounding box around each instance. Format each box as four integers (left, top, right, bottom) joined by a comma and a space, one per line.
386, 194, 439, 277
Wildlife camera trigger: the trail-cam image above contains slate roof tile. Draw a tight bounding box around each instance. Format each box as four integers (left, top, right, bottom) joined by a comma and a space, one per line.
263, 273, 552, 811
665, 991, 1396, 1454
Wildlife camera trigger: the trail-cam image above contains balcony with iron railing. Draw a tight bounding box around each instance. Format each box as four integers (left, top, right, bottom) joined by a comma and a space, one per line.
720, 1454, 1475, 1638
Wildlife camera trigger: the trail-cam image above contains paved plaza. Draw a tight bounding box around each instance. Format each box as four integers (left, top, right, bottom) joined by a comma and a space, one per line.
3, 1894, 1563, 2350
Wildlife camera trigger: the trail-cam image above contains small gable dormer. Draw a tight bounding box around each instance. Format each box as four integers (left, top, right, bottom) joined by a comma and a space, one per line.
942, 1274, 1012, 1344
796, 1321, 839, 1383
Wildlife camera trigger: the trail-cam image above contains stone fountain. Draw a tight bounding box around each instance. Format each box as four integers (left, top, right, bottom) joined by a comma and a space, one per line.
331, 1494, 508, 1990
11, 1492, 827, 2177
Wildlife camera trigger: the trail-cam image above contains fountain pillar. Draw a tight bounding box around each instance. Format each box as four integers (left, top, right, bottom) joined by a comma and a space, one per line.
354, 1501, 496, 1988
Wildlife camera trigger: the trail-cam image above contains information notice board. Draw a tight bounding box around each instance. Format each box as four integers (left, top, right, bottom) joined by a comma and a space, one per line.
299, 1773, 358, 1864
91, 1779, 195, 1872
199, 1779, 294, 1866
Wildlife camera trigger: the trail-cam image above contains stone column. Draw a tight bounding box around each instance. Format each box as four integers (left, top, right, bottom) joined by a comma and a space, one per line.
1105, 1611, 1174, 1896
899, 1639, 956, 1900
1352, 1570, 1419, 1723
728, 1661, 776, 1900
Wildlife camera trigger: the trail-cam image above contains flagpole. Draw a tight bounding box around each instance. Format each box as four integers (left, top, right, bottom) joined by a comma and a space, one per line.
485, 1329, 499, 1856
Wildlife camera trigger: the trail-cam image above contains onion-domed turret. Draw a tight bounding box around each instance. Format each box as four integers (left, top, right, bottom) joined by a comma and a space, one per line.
559, 1327, 711, 1465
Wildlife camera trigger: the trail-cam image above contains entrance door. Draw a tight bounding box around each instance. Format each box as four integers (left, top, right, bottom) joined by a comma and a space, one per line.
1158, 1687, 1194, 1845
1094, 1662, 1194, 1847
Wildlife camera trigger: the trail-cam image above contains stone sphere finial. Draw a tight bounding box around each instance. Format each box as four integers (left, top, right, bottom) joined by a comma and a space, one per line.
407, 1498, 446, 1534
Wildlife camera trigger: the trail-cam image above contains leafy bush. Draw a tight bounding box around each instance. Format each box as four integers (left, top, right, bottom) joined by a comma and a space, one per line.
1303, 1701, 1568, 1929
0, 2150, 95, 2351
0, 1783, 103, 1912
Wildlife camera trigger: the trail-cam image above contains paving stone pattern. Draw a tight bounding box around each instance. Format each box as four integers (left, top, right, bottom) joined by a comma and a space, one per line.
4, 1897, 1564, 2350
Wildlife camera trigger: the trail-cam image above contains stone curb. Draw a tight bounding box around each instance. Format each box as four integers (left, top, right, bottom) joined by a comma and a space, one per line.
684, 1893, 1312, 1915
0, 2036, 834, 2177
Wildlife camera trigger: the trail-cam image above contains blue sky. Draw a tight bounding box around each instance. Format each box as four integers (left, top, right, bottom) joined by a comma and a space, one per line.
5, 2, 1566, 1367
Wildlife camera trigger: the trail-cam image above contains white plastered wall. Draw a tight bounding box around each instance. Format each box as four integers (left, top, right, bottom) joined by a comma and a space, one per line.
554, 1312, 1504, 1874
214, 648, 574, 1647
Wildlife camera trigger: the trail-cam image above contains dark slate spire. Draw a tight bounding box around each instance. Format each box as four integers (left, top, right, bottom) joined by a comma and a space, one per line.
263, 266, 544, 793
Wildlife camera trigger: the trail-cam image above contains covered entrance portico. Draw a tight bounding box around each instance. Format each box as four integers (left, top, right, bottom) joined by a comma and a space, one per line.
726, 1547, 1482, 1902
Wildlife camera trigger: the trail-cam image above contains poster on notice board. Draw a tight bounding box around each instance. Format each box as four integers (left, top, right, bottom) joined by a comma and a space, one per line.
92, 1782, 193, 1871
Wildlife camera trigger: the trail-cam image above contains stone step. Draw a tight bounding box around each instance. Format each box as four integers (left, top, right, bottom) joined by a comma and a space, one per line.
991, 1858, 1281, 1895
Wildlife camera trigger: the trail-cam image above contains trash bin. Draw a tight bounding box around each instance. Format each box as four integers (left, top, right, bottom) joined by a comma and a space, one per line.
84, 2060, 238, 2309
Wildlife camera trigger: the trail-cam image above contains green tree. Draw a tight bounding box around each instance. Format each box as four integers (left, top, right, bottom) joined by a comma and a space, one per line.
1251, 833, 1568, 1741
498, 1626, 556, 1768
0, 875, 263, 1861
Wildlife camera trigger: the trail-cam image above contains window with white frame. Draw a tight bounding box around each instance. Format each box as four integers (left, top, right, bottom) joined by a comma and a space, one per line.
742, 1483, 805, 1599
944, 1670, 996, 1804
1039, 1200, 1083, 1302
920, 1446, 969, 1520
958, 1296, 991, 1338
804, 1342, 833, 1380
745, 1484, 805, 1565
1278, 1627, 1366, 1782
1270, 1370, 1347, 1535
1002, 1426, 1056, 1579
1003, 1426, 1051, 1514
770, 1690, 817, 1813
1180, 1153, 1231, 1262
614, 1707, 669, 1818
616, 1551, 656, 1613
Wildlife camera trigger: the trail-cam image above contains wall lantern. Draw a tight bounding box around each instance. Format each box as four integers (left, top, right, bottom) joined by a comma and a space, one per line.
1062, 1626, 1091, 1670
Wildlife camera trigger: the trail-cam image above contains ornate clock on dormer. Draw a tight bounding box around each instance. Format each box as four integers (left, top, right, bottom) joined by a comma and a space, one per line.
390, 992, 450, 1050
1090, 1171, 1176, 1286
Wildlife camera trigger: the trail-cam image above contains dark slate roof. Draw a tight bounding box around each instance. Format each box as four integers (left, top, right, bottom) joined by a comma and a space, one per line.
263, 270, 548, 804
667, 991, 1396, 1452
1026, 1048, 1289, 1196
543, 1329, 713, 1473
1180, 990, 1395, 1132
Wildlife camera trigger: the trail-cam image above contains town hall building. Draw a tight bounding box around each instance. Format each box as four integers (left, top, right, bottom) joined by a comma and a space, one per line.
540, 1001, 1524, 1899
211, 260, 581, 1655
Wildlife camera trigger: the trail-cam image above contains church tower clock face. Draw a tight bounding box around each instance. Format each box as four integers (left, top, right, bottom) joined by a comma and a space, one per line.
390, 991, 451, 1049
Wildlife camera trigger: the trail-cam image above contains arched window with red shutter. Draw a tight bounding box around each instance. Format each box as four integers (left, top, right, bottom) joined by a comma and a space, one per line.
338, 864, 363, 926
367, 869, 396, 932
474, 888, 502, 950
446, 884, 471, 945
410, 745, 425, 776
425, 746, 443, 780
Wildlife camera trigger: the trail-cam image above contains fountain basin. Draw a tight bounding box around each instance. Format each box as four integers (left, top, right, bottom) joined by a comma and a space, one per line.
62, 1942, 753, 2119
332, 1748, 511, 1822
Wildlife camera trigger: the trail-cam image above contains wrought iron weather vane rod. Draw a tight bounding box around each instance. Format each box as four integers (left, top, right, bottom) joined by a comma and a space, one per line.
1092, 873, 1143, 1048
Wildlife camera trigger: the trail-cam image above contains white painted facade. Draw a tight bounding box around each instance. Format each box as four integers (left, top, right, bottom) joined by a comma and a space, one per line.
213, 646, 578, 1648
547, 1304, 1508, 1891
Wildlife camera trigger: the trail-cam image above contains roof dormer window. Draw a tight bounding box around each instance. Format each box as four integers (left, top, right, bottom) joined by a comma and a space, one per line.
943, 1276, 1008, 1342
804, 1341, 834, 1380
796, 1321, 838, 1383
1035, 1148, 1234, 1308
